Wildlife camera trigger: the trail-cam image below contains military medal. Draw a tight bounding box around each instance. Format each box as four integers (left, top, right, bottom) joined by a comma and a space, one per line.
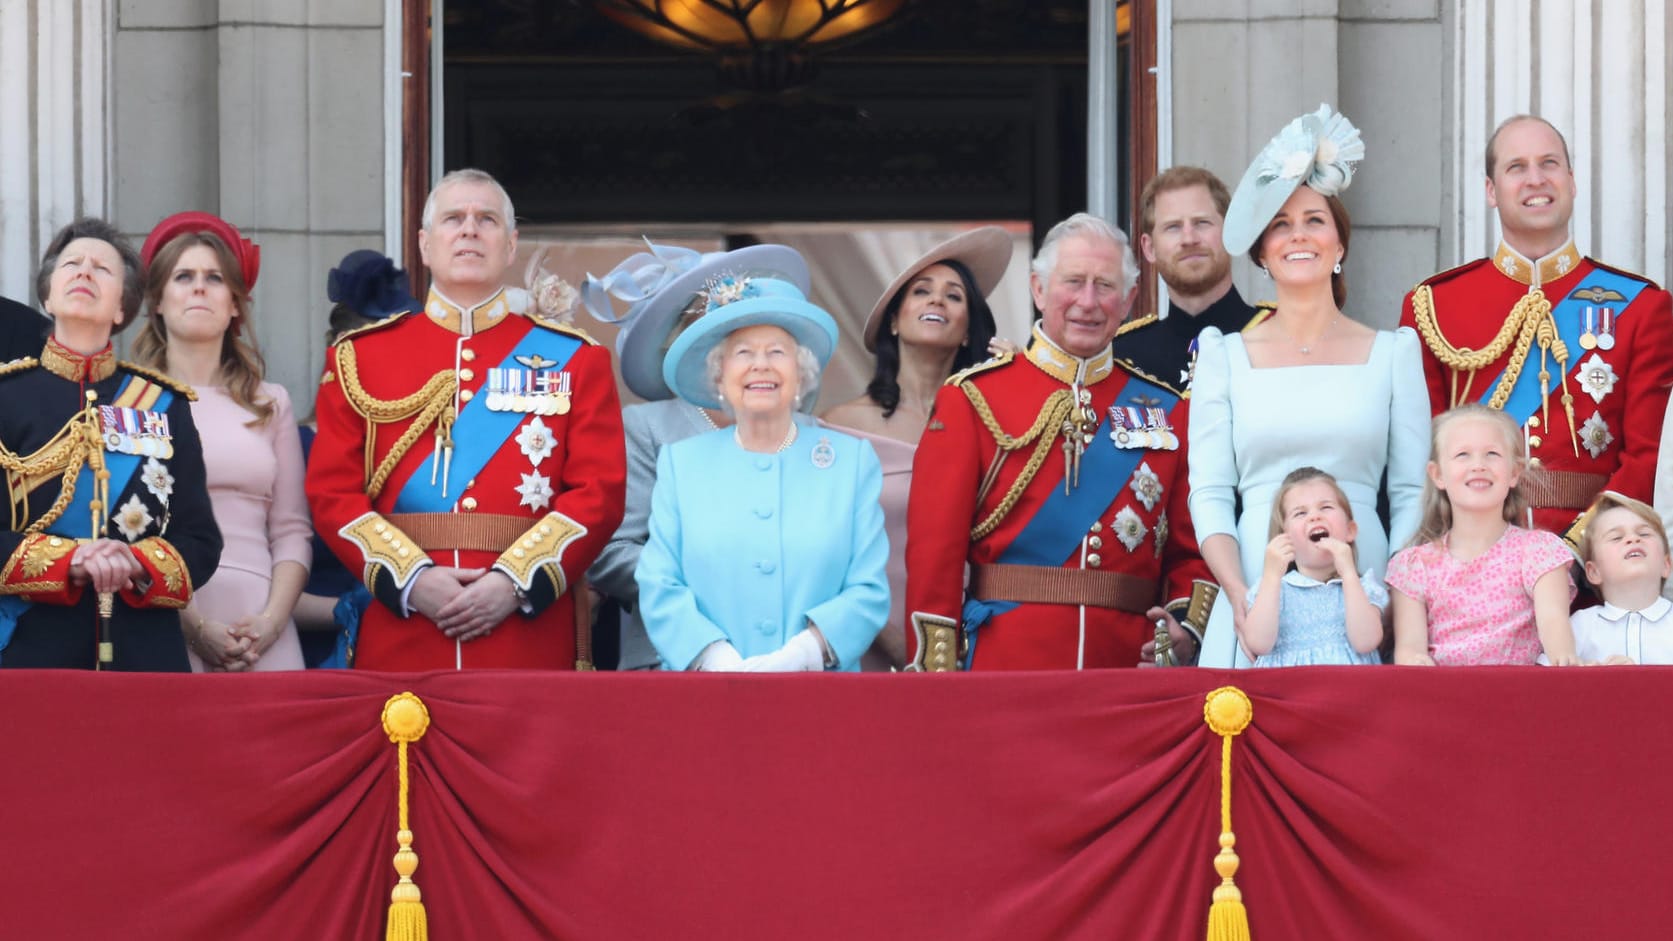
1596, 306, 1616, 350
1579, 306, 1598, 350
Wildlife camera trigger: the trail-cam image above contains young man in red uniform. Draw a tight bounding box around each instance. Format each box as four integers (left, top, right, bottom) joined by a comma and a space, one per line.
1399, 116, 1673, 548
905, 213, 1216, 671
307, 169, 626, 669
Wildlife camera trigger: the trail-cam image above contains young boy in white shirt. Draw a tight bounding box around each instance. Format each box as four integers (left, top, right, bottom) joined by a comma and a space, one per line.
1567, 492, 1673, 665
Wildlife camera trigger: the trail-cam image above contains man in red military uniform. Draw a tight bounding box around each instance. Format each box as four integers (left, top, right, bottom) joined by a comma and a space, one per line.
1400, 116, 1673, 547
307, 169, 626, 669
905, 213, 1216, 671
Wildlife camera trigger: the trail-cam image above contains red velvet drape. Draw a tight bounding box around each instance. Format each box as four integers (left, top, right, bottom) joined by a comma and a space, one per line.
2, 667, 1667, 939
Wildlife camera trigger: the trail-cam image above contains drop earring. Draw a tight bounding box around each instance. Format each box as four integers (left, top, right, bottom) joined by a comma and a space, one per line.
1333, 260, 1343, 275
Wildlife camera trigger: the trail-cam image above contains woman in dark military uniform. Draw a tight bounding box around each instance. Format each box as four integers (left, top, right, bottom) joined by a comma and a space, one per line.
0, 218, 221, 670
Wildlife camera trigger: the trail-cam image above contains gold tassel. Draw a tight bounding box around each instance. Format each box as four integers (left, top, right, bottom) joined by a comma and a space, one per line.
382, 692, 432, 941
1203, 686, 1254, 941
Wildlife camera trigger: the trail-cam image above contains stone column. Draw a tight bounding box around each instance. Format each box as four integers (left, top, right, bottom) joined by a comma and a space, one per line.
1453, 0, 1668, 284
0, 0, 112, 305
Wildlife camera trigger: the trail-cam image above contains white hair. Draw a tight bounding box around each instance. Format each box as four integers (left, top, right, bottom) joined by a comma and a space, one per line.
420, 168, 517, 230
1030, 212, 1140, 291
703, 334, 821, 416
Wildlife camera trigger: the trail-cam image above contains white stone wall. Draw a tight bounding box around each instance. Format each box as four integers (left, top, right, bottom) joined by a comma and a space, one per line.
110, 0, 389, 414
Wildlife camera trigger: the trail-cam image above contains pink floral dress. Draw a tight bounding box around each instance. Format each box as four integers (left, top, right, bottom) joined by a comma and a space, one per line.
1384, 526, 1575, 665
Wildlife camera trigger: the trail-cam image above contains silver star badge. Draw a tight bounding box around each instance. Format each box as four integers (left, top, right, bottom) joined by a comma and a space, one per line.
516, 470, 555, 510
1113, 506, 1147, 552
1129, 461, 1163, 511
1579, 414, 1614, 459
141, 457, 174, 506
515, 416, 556, 465
114, 493, 154, 542
1577, 353, 1618, 404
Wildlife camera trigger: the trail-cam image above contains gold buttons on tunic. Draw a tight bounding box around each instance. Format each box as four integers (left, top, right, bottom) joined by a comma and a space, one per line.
1088, 536, 1103, 550
1528, 435, 1542, 449
1087, 553, 1102, 568
461, 498, 478, 511
1527, 415, 1541, 429
1090, 522, 1103, 533
459, 389, 475, 402
458, 368, 475, 382
460, 348, 476, 362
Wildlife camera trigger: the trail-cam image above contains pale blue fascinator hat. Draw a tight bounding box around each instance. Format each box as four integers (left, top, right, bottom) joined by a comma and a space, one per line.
1222, 104, 1366, 256
582, 241, 810, 401
662, 275, 838, 411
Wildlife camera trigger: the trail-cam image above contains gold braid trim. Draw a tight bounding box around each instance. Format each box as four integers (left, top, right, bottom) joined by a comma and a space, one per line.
1411, 285, 1548, 409
0, 408, 103, 535
334, 341, 457, 499
962, 384, 1074, 540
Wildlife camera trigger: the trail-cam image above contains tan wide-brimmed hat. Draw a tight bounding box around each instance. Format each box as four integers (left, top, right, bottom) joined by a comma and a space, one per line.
861, 226, 1013, 352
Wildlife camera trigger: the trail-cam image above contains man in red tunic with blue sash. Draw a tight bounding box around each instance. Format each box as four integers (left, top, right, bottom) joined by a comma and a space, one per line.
1399, 116, 1673, 548
307, 169, 626, 670
905, 214, 1216, 670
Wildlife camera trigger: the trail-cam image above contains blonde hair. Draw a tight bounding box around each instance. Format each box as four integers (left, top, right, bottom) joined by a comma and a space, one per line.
1577, 491, 1670, 566
132, 232, 275, 427
1410, 404, 1532, 546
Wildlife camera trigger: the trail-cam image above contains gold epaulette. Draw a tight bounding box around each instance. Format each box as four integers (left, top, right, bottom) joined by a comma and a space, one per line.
946, 350, 1014, 386
528, 314, 600, 345
117, 362, 198, 401
330, 312, 406, 347
0, 357, 39, 379
1114, 312, 1158, 337
1244, 303, 1275, 330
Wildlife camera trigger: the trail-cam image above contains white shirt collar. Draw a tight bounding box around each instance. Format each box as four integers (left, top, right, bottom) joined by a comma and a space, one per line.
1596, 596, 1673, 623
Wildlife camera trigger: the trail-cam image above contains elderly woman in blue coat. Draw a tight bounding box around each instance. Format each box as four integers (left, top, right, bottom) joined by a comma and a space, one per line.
637, 273, 889, 671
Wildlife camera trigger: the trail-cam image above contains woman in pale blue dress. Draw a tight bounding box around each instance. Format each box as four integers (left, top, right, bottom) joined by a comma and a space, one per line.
1189, 105, 1429, 667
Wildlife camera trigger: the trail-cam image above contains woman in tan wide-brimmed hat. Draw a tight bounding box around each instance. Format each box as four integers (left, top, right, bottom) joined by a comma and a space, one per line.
822, 227, 1012, 668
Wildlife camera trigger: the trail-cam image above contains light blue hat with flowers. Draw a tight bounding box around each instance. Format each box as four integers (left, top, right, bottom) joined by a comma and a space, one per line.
661, 274, 838, 411
582, 241, 809, 401
1222, 104, 1365, 256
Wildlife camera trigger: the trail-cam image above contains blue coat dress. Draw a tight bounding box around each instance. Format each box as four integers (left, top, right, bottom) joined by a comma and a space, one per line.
637, 426, 889, 671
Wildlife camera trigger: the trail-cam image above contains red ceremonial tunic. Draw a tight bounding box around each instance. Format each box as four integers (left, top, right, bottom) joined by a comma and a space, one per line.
1399, 241, 1673, 544
307, 288, 626, 670
904, 325, 1213, 670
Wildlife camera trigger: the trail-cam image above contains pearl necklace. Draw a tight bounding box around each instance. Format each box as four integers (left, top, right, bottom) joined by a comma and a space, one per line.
735, 422, 798, 453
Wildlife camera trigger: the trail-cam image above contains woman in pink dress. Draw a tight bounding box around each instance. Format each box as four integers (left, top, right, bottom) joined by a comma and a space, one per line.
133, 212, 312, 671
821, 228, 1011, 669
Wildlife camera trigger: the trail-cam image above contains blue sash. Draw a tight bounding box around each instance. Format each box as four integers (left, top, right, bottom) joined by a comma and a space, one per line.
0, 376, 169, 658
393, 328, 582, 512
1486, 268, 1648, 424
961, 375, 1180, 663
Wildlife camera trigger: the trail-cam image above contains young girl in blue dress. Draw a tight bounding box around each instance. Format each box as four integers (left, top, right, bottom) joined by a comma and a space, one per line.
1241, 466, 1385, 666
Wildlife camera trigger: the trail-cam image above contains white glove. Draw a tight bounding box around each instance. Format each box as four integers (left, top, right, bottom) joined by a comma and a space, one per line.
737, 630, 826, 672
691, 640, 745, 671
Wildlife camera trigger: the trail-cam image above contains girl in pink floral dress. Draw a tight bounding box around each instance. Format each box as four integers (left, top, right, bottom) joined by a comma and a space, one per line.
1386, 404, 1578, 666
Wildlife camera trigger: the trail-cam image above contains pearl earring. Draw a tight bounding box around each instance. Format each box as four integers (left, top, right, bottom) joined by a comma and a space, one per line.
1333, 260, 1343, 275
1258, 265, 1270, 278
